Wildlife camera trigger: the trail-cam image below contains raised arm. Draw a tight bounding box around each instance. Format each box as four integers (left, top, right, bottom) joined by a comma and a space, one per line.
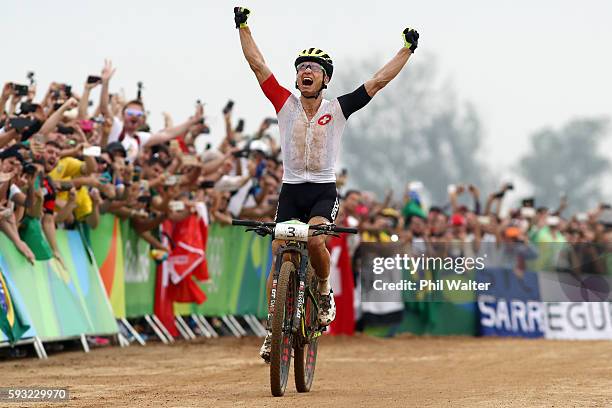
78, 76, 101, 120
146, 106, 203, 147
39, 98, 79, 136
364, 28, 419, 98
99, 59, 116, 119
235, 7, 272, 84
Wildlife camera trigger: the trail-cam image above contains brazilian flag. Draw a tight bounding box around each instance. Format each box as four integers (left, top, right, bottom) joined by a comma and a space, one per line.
0, 267, 30, 344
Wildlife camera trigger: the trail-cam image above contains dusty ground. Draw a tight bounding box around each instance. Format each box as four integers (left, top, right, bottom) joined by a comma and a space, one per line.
2, 335, 612, 407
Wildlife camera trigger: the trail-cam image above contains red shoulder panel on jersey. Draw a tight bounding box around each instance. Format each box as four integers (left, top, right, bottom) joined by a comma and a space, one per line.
260, 74, 291, 114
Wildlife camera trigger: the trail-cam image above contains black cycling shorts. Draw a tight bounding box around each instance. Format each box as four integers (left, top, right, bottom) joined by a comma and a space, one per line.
275, 182, 339, 223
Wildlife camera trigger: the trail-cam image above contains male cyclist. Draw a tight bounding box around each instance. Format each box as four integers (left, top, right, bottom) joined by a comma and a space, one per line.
233, 7, 419, 361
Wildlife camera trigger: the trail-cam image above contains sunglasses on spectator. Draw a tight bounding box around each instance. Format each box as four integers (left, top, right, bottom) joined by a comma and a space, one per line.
296, 62, 325, 74
125, 109, 144, 117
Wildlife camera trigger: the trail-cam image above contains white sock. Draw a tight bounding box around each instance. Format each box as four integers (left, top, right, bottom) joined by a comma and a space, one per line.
318, 279, 331, 295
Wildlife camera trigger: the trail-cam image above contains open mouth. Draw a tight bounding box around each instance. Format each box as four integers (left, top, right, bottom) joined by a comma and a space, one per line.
302, 77, 314, 86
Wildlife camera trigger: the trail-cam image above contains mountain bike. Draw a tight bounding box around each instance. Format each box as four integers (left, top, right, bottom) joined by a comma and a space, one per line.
232, 219, 358, 397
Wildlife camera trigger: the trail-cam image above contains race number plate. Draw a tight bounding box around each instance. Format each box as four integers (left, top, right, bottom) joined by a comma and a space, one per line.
275, 222, 309, 242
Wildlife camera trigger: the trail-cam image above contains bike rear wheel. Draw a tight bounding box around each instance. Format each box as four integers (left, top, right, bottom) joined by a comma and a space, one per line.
294, 265, 319, 393
270, 261, 296, 397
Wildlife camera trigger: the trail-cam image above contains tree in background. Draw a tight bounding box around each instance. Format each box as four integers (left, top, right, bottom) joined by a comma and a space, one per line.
333, 55, 491, 205
518, 118, 610, 213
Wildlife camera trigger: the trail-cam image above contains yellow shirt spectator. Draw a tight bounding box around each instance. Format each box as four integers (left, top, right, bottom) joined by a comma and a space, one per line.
49, 157, 93, 221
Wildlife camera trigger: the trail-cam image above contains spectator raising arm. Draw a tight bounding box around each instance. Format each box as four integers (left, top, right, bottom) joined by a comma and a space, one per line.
39, 98, 79, 136
146, 110, 203, 147
78, 76, 101, 120
99, 59, 116, 120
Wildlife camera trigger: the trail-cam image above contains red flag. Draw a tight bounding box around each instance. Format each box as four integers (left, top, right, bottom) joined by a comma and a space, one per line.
154, 213, 209, 337
327, 233, 355, 335
154, 260, 178, 337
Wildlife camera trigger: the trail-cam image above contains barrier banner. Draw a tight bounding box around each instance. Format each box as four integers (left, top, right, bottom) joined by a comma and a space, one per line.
0, 231, 117, 340
543, 302, 612, 340
0, 266, 31, 344
121, 219, 156, 318
174, 223, 271, 319
477, 267, 543, 338
358, 242, 477, 336
90, 215, 126, 318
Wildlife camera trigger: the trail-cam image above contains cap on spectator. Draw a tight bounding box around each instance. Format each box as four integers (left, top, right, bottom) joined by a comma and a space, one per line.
429, 206, 443, 214
505, 226, 521, 239
547, 215, 560, 227
249, 140, 271, 156
105, 142, 127, 158
380, 208, 400, 219
450, 213, 466, 226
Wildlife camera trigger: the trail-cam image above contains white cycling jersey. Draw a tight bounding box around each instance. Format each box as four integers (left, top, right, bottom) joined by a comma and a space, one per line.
261, 75, 371, 184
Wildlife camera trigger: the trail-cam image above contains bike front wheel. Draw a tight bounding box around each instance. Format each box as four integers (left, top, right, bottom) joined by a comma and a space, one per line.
270, 261, 296, 397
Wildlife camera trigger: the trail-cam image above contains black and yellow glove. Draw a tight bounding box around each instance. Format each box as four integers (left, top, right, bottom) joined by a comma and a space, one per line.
402, 28, 419, 52
234, 7, 251, 29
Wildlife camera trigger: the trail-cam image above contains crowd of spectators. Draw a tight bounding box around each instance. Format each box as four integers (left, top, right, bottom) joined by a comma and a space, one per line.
338, 182, 612, 276
0, 61, 282, 266
0, 62, 610, 277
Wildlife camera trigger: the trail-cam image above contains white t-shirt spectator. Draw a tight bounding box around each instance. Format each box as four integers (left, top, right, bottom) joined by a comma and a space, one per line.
108, 117, 151, 162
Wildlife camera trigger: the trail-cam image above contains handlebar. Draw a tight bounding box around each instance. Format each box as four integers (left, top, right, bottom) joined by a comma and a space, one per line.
232, 219, 276, 228
231, 219, 358, 235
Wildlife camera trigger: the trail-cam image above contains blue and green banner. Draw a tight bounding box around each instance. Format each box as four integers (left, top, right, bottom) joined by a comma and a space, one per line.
174, 223, 272, 318
0, 230, 118, 341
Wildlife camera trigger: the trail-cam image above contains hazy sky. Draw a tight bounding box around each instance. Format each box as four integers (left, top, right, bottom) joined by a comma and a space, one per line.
2, 0, 611, 189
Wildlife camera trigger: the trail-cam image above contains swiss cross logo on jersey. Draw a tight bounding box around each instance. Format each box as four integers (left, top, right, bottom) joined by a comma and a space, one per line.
317, 114, 332, 126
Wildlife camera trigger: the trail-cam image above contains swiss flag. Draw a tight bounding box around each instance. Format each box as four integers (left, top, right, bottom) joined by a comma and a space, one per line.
154, 208, 209, 337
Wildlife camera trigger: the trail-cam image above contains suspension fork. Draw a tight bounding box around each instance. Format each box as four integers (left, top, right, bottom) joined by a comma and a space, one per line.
271, 244, 310, 335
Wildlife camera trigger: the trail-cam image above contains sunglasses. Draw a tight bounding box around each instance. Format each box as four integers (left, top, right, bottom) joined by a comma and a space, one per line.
296, 62, 325, 74
125, 109, 144, 118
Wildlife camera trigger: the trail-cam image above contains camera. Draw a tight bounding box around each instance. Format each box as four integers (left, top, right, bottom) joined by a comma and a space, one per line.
199, 180, 216, 189
8, 117, 34, 132
57, 125, 75, 135
232, 149, 250, 158
12, 84, 29, 97
87, 75, 102, 84
264, 117, 278, 126
223, 100, 234, 115
19, 101, 39, 115
235, 119, 245, 133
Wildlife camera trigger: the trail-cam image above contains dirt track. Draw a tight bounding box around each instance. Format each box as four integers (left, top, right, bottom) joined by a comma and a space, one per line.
2, 335, 612, 407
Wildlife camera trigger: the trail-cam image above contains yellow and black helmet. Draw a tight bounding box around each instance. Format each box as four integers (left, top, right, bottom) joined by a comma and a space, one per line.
294, 48, 334, 79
